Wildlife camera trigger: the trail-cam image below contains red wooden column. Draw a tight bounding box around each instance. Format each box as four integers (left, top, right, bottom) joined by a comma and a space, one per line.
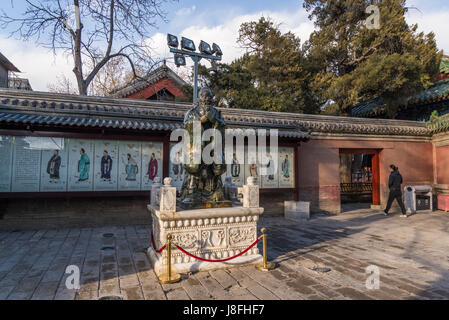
372, 151, 381, 205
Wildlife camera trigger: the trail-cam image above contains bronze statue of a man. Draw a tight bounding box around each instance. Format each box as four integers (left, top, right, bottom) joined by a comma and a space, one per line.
180, 87, 231, 209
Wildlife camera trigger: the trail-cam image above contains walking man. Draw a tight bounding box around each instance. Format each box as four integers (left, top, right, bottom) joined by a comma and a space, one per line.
383, 164, 407, 217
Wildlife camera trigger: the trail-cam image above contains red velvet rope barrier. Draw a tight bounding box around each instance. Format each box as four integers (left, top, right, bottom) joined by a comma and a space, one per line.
175, 235, 263, 263
151, 231, 166, 253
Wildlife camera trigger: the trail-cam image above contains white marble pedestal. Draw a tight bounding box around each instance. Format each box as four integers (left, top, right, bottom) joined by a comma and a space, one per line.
147, 206, 264, 276
147, 177, 264, 276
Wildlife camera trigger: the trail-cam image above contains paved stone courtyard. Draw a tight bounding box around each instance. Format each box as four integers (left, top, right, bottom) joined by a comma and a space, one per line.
1, 206, 449, 300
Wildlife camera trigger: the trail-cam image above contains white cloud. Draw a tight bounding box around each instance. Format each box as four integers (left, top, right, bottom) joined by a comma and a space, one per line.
147, 8, 315, 76
406, 10, 449, 54
2, 4, 448, 93
0, 35, 75, 92
175, 5, 196, 16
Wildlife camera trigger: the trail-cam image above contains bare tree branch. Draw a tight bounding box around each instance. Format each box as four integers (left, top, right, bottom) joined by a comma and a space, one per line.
1, 0, 172, 95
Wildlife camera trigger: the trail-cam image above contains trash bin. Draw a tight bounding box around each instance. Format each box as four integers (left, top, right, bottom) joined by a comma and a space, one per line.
404, 185, 433, 214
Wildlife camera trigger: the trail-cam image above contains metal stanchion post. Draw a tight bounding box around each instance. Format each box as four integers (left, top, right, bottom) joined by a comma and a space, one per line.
158, 234, 181, 284
255, 228, 275, 271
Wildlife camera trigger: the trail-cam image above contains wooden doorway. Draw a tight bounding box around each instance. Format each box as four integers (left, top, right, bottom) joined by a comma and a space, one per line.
339, 149, 380, 206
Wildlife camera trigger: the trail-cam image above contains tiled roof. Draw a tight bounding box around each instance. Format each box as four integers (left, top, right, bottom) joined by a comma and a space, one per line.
0, 52, 20, 72
441, 55, 449, 75
110, 63, 188, 98
427, 113, 449, 133
0, 88, 431, 138
352, 79, 449, 117
352, 57, 449, 117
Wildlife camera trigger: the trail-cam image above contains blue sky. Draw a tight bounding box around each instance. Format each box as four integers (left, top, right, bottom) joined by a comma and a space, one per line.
1, 0, 448, 91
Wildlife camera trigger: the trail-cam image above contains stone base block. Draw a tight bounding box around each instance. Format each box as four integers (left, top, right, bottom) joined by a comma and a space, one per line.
284, 201, 310, 221
147, 206, 264, 276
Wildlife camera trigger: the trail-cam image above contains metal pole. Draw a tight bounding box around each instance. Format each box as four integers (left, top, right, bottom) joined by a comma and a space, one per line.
158, 233, 181, 284
255, 228, 275, 271
192, 56, 201, 106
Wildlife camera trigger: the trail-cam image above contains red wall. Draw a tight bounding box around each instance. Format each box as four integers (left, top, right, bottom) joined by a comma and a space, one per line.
436, 145, 449, 185
298, 139, 434, 213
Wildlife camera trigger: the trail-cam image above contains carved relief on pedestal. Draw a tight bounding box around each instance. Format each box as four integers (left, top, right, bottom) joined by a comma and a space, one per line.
200, 229, 226, 249
228, 226, 256, 246
171, 231, 198, 250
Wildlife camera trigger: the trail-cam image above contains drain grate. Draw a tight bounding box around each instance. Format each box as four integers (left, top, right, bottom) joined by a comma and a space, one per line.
313, 267, 331, 273
99, 296, 123, 300
103, 233, 114, 238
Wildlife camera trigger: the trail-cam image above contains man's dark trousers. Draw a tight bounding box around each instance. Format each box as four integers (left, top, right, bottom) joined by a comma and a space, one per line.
385, 189, 406, 214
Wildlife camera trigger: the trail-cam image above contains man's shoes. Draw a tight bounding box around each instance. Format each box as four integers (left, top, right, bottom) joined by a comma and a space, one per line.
381, 211, 389, 216
400, 214, 408, 218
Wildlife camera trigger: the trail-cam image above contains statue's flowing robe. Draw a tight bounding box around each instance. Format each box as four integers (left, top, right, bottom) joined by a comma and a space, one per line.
181, 105, 227, 203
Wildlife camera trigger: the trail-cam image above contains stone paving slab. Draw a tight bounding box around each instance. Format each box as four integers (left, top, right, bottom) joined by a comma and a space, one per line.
0, 207, 449, 300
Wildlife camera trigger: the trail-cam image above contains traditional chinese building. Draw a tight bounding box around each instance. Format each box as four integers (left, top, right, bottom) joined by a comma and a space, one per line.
2, 86, 448, 229
110, 61, 187, 101
352, 55, 449, 121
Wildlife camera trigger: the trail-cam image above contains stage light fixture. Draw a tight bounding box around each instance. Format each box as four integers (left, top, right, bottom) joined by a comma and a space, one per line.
181, 37, 196, 51
167, 34, 178, 48
174, 53, 186, 67
212, 43, 222, 56
199, 40, 213, 55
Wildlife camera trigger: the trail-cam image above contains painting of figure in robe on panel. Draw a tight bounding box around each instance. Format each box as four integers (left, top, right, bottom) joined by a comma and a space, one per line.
169, 143, 184, 190
141, 142, 163, 191
279, 147, 294, 188
261, 151, 279, 188
40, 138, 68, 192
118, 141, 141, 190
244, 146, 260, 186
93, 140, 118, 191
68, 139, 94, 191
227, 151, 244, 187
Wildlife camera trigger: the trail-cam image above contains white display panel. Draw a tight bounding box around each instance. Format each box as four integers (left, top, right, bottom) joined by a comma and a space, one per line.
11, 136, 42, 192
278, 147, 294, 188
226, 151, 244, 187
118, 141, 141, 190
169, 143, 184, 189
0, 136, 13, 192
261, 151, 279, 188
244, 146, 260, 186
67, 139, 94, 191
40, 140, 68, 192
93, 140, 118, 191
141, 142, 163, 190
